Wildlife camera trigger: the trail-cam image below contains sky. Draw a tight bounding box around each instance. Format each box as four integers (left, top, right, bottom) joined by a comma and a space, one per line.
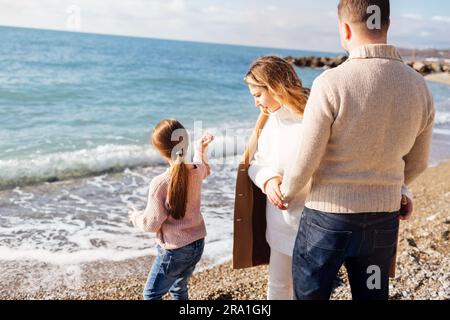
0, 0, 449, 52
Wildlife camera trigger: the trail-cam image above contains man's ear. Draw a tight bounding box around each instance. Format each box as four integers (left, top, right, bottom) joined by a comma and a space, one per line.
338, 20, 352, 41
344, 22, 352, 41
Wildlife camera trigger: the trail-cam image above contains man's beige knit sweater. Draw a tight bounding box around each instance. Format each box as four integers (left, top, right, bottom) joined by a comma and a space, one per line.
281, 44, 435, 213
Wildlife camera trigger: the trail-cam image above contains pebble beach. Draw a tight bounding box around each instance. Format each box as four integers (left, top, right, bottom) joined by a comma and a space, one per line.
2, 160, 448, 300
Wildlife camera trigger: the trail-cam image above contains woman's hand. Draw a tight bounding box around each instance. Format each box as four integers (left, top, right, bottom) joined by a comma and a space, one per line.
264, 177, 287, 210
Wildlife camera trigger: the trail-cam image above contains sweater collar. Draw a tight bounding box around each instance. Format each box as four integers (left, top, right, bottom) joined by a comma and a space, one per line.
271, 105, 301, 121
348, 44, 403, 62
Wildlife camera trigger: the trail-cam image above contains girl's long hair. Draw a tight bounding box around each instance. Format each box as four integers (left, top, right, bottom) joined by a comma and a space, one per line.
151, 119, 189, 220
244, 56, 310, 116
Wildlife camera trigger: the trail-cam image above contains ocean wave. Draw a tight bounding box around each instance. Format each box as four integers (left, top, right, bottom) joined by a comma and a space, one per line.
0, 135, 248, 190
0, 144, 163, 189
435, 112, 450, 126
0, 241, 233, 267
0, 246, 155, 264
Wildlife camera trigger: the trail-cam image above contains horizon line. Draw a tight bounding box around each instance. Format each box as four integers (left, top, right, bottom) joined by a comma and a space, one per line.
0, 24, 343, 56
2, 24, 449, 55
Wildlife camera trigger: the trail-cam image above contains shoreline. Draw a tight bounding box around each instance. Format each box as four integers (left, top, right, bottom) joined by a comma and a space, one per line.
1, 137, 449, 194
425, 73, 450, 86
2, 160, 449, 300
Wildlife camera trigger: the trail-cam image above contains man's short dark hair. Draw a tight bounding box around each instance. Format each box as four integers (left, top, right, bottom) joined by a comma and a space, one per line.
338, 0, 390, 34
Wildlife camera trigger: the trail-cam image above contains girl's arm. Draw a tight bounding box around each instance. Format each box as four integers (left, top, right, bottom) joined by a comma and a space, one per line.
193, 133, 214, 179
129, 180, 169, 233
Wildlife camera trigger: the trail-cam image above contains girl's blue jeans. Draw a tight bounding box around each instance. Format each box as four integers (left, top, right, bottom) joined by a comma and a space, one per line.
143, 238, 205, 300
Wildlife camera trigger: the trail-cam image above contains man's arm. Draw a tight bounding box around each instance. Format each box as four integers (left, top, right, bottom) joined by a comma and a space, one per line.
403, 89, 435, 185
281, 77, 336, 202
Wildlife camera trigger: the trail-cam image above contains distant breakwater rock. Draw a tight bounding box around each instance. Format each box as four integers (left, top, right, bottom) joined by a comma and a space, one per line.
405, 61, 450, 76
285, 55, 348, 69
285, 55, 450, 76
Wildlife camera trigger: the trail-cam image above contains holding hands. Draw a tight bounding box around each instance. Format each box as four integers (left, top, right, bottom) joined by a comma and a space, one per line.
264, 177, 287, 210
263, 177, 413, 217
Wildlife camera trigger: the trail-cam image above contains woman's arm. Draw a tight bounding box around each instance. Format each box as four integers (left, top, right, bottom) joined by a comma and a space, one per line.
248, 137, 281, 193
248, 148, 286, 209
248, 161, 281, 194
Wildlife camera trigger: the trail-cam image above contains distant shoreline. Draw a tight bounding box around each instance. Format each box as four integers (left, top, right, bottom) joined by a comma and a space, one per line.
398, 48, 450, 61
425, 73, 450, 86
286, 55, 450, 78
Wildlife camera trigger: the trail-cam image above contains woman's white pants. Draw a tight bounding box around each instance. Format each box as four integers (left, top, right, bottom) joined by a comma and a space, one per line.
267, 248, 293, 300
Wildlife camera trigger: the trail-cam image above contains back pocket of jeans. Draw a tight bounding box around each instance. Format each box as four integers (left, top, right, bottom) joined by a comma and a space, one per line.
305, 221, 351, 267
168, 247, 194, 263
373, 228, 398, 249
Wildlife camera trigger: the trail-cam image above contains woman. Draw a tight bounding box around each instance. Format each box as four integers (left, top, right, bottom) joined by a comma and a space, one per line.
233, 56, 310, 300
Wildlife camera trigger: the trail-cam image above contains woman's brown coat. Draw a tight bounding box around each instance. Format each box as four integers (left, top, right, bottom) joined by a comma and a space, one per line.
232, 112, 270, 269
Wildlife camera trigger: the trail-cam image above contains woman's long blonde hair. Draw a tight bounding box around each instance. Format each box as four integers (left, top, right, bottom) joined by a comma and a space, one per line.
244, 56, 310, 116
151, 119, 189, 220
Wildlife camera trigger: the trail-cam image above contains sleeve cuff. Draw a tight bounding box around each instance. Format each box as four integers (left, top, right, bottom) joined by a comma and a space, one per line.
401, 185, 413, 199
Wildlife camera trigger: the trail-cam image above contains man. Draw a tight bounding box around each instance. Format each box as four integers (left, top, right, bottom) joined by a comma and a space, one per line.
280, 0, 435, 300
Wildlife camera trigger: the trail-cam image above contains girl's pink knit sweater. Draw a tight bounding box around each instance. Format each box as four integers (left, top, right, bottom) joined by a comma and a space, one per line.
130, 162, 210, 249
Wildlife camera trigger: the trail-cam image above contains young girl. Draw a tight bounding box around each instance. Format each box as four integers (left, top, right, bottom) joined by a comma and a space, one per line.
129, 119, 213, 300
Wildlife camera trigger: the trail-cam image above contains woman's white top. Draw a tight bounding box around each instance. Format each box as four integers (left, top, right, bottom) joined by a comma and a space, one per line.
248, 106, 311, 256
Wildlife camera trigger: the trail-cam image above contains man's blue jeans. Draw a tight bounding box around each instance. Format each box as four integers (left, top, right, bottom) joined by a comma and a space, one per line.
292, 207, 399, 300
143, 238, 204, 300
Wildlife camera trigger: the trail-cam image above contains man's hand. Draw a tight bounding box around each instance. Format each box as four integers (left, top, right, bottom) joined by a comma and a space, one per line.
264, 177, 287, 210
399, 195, 413, 221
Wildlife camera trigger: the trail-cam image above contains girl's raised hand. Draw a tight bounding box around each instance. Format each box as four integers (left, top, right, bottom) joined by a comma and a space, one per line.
198, 132, 214, 150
